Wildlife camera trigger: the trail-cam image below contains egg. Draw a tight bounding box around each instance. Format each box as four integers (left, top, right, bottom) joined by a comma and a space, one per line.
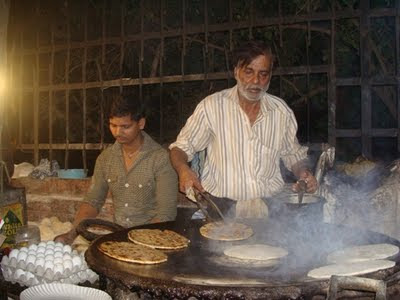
26, 254, 36, 265
44, 249, 54, 256
72, 256, 82, 268
53, 257, 63, 265
62, 253, 72, 261
8, 249, 19, 260
53, 263, 64, 274
63, 259, 73, 271
46, 244, 55, 250
44, 254, 54, 261
63, 245, 72, 253
44, 260, 54, 271
54, 251, 63, 258
17, 251, 28, 262
28, 250, 37, 256
36, 252, 45, 258
14, 268, 25, 279
36, 247, 46, 254
46, 240, 55, 246
28, 244, 38, 251
19, 247, 28, 253
55, 242, 64, 248
35, 257, 45, 267
38, 242, 47, 248
54, 246, 63, 253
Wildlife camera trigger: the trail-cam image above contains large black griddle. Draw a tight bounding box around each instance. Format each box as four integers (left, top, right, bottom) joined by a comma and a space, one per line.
85, 217, 400, 299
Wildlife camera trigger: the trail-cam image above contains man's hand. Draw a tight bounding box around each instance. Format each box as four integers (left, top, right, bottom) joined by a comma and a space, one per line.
54, 229, 77, 245
292, 169, 318, 193
177, 165, 204, 193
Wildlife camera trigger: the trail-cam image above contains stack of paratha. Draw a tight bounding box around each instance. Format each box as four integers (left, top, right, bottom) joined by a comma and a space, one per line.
98, 229, 189, 265
307, 243, 399, 279
219, 244, 288, 267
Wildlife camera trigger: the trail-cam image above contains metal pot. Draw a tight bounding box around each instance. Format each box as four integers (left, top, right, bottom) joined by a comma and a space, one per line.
264, 192, 326, 224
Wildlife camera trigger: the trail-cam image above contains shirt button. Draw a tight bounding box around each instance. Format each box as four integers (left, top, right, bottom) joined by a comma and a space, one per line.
125, 203, 128, 207
107, 179, 111, 182
138, 184, 143, 188
125, 183, 129, 188
126, 218, 130, 222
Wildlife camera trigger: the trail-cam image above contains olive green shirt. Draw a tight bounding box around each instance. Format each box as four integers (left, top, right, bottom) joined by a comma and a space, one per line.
84, 132, 178, 227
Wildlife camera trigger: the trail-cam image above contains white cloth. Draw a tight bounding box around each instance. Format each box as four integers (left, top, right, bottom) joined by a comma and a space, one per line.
170, 85, 308, 201
236, 198, 269, 219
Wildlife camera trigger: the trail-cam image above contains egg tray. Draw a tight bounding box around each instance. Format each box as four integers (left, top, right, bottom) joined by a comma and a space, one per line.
0, 241, 98, 287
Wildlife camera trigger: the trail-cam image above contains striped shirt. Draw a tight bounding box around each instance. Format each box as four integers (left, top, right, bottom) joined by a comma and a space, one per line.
85, 132, 178, 227
169, 85, 308, 201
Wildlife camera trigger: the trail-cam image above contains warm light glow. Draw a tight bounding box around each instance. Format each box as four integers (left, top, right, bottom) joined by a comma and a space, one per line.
0, 69, 6, 97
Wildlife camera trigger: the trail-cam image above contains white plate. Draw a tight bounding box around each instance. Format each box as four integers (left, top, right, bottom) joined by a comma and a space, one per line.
20, 283, 111, 300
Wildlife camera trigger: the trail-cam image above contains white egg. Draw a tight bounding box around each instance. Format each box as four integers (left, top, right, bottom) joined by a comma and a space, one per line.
55, 242, 64, 248
45, 244, 55, 250
8, 249, 19, 259
53, 263, 64, 274
36, 247, 46, 254
26, 254, 36, 265
19, 247, 28, 253
63, 245, 72, 253
54, 251, 63, 258
35, 257, 45, 267
53, 257, 63, 265
44, 254, 54, 262
46, 240, 55, 246
27, 250, 37, 256
38, 242, 47, 248
36, 252, 45, 258
72, 256, 82, 267
62, 253, 72, 261
54, 246, 63, 253
28, 244, 38, 251
63, 259, 73, 270
44, 260, 54, 271
14, 268, 25, 278
44, 249, 54, 256
17, 251, 28, 262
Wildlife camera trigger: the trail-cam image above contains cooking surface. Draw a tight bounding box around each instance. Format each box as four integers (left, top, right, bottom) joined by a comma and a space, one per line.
86, 218, 400, 298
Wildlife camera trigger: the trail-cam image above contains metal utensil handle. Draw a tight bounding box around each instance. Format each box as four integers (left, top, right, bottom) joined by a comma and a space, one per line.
327, 275, 386, 300
193, 190, 216, 222
197, 190, 227, 222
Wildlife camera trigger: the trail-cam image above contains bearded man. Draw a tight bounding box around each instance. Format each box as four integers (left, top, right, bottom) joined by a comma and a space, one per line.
169, 40, 317, 218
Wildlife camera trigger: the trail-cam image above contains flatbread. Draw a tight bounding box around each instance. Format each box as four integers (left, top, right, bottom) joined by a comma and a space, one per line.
224, 244, 288, 261
327, 243, 399, 264
308, 259, 395, 279
98, 241, 167, 264
199, 222, 253, 241
128, 229, 189, 250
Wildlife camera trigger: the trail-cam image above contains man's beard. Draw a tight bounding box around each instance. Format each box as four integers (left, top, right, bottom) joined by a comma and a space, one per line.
237, 80, 269, 102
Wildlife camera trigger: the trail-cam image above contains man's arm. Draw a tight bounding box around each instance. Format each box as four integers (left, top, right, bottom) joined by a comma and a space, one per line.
170, 147, 204, 193
54, 202, 98, 244
151, 151, 179, 223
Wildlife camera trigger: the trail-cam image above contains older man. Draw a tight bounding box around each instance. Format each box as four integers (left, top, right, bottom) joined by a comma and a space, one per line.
169, 40, 317, 218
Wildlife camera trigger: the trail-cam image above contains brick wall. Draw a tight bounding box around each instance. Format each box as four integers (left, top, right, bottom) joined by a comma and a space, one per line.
11, 177, 193, 223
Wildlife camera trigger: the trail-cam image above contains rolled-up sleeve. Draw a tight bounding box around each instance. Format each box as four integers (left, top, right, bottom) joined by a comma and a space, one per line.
84, 154, 109, 211
280, 112, 308, 171
153, 150, 178, 221
169, 101, 212, 162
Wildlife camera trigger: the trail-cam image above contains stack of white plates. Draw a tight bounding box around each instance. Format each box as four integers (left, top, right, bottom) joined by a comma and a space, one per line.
20, 283, 111, 300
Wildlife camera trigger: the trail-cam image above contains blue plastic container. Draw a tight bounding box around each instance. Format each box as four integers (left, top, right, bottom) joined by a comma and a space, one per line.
57, 169, 87, 179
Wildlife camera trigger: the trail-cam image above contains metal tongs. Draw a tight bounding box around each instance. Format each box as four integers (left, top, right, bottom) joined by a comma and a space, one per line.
297, 179, 307, 204
187, 187, 227, 223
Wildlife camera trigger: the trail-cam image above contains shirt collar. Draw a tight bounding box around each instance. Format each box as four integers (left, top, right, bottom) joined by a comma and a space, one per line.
111, 131, 156, 156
